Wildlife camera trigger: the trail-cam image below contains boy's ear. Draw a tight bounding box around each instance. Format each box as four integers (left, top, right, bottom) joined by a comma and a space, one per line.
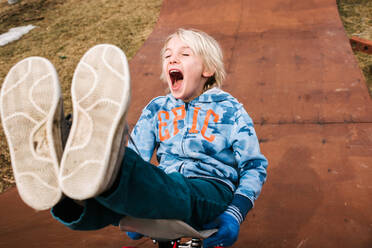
202, 69, 214, 78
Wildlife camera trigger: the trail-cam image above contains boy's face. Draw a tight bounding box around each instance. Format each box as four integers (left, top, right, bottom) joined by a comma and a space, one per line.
162, 36, 213, 102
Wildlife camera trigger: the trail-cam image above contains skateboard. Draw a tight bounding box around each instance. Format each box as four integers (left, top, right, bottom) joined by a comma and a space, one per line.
120, 216, 222, 248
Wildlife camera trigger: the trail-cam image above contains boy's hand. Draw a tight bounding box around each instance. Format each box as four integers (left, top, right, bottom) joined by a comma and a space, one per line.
203, 212, 240, 248
126, 231, 144, 240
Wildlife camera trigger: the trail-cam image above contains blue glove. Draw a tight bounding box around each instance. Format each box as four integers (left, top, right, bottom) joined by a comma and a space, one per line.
203, 212, 240, 248
126, 231, 144, 240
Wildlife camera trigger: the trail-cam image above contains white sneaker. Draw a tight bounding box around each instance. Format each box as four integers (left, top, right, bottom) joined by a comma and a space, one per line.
59, 44, 131, 200
0, 57, 64, 210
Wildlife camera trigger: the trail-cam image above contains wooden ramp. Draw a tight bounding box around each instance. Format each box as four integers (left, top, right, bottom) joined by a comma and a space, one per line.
1, 0, 372, 247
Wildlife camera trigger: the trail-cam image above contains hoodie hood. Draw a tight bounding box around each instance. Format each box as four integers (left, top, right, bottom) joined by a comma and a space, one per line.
168, 87, 236, 104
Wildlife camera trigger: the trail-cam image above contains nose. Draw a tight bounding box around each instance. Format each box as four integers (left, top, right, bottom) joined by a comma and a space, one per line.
169, 54, 180, 64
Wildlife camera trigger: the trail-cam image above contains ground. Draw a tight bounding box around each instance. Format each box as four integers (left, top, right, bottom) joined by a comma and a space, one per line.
337, 0, 372, 96
0, 0, 370, 194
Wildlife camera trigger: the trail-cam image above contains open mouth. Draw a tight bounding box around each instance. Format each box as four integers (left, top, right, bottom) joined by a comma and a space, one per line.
169, 69, 184, 87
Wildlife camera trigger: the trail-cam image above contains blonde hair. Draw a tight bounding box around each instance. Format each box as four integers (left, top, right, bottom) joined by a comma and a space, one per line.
160, 28, 226, 90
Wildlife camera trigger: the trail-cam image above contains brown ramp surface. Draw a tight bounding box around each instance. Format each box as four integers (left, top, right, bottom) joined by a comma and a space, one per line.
1, 0, 372, 247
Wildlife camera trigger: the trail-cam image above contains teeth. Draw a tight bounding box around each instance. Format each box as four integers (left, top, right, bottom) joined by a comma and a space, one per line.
170, 69, 179, 73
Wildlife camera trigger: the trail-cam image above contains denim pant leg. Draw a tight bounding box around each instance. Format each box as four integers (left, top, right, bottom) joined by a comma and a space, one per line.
52, 196, 124, 230
96, 147, 233, 228
52, 147, 233, 230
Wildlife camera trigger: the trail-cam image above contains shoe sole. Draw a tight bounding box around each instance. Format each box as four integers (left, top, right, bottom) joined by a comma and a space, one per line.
0, 57, 63, 210
59, 44, 130, 200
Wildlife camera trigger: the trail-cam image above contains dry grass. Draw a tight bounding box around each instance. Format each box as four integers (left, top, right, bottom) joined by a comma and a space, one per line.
0, 0, 162, 193
337, 0, 372, 95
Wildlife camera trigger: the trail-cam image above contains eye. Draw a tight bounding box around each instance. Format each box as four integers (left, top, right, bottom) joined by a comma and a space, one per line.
182, 53, 190, 56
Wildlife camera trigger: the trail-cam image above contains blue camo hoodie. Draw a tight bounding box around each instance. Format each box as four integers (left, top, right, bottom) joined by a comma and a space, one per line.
128, 87, 268, 222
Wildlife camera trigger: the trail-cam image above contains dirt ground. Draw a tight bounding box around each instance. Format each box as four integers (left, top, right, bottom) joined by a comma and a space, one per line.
0, 0, 370, 194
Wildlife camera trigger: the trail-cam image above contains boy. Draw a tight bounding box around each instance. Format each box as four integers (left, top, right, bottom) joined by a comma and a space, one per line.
0, 29, 267, 248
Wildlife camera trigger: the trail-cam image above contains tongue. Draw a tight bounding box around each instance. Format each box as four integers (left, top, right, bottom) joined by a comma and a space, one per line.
172, 79, 183, 90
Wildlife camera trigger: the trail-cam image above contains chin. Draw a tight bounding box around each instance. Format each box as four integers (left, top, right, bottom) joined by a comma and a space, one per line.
170, 89, 182, 98
172, 93, 183, 100
171, 93, 186, 102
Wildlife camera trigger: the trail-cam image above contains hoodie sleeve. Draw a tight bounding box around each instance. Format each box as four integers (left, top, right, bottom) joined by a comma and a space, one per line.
127, 103, 158, 162
226, 106, 268, 223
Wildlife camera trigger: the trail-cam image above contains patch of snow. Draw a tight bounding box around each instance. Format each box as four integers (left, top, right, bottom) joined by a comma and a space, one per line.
0, 25, 36, 46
